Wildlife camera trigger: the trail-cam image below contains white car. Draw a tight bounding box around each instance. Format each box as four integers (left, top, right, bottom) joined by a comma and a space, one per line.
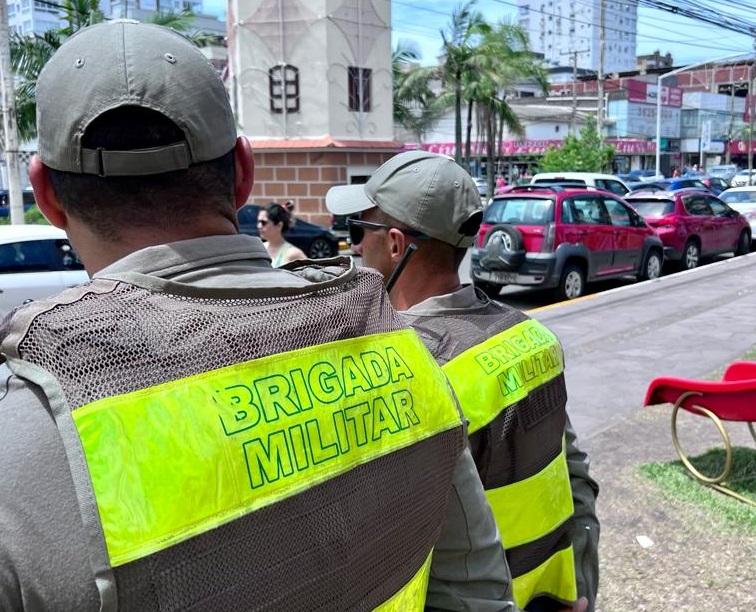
719, 186, 756, 246
0, 225, 88, 317
729, 169, 756, 187
530, 172, 630, 196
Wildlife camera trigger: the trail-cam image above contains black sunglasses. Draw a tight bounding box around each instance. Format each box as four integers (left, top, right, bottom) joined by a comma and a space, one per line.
347, 217, 429, 246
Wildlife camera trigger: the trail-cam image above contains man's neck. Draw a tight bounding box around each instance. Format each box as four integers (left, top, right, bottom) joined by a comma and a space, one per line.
389, 269, 461, 311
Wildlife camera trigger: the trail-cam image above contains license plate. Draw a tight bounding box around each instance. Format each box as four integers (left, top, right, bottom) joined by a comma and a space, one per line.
479, 270, 517, 283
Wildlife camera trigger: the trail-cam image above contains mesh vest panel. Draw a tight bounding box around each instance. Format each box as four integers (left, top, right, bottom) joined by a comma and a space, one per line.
4, 267, 463, 611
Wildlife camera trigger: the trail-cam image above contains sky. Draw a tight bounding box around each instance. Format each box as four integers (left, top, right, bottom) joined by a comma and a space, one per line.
204, 0, 755, 69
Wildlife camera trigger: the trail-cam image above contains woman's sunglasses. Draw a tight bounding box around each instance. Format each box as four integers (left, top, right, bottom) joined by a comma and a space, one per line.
257, 219, 269, 226
347, 217, 428, 246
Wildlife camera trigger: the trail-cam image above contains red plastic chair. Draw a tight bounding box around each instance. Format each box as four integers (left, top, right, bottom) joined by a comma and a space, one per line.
644, 362, 756, 505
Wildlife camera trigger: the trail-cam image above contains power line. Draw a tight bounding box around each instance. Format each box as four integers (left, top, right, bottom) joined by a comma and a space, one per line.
389, 0, 756, 63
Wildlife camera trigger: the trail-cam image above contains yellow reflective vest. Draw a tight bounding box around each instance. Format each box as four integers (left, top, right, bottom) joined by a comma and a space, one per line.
1, 268, 464, 611
407, 310, 578, 610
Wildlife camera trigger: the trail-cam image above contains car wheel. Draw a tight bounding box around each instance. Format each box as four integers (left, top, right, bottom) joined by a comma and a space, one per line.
735, 230, 751, 256
679, 240, 700, 271
638, 250, 663, 281
473, 280, 503, 299
308, 237, 335, 259
556, 264, 585, 300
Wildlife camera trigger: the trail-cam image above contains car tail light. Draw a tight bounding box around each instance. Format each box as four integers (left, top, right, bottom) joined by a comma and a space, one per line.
477, 225, 491, 248
542, 222, 556, 252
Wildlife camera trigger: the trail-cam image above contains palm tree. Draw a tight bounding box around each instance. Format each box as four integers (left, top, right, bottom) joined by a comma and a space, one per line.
9, 4, 201, 142
392, 41, 451, 145
438, 1, 490, 165
471, 20, 549, 195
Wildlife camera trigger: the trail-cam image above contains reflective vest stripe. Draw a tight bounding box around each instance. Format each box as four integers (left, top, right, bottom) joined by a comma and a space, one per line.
442, 320, 564, 434
374, 552, 433, 611
485, 446, 573, 549
72, 329, 461, 567
512, 545, 577, 608
441, 319, 576, 607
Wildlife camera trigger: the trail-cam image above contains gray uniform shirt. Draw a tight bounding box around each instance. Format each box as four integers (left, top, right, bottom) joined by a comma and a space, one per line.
0, 235, 516, 611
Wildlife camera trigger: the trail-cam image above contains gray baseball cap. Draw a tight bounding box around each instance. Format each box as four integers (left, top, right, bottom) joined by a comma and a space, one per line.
36, 20, 237, 176
326, 150, 482, 248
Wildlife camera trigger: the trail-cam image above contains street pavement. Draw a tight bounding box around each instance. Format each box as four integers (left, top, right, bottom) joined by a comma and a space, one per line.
349, 247, 756, 440
526, 253, 756, 440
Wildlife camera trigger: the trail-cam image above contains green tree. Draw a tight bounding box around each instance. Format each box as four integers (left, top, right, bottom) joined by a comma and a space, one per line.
537, 121, 615, 172
438, 1, 490, 165
392, 40, 451, 144
465, 19, 548, 196
9, 4, 200, 142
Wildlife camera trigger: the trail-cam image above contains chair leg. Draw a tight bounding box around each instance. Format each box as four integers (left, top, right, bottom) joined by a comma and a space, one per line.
748, 422, 756, 445
671, 393, 732, 485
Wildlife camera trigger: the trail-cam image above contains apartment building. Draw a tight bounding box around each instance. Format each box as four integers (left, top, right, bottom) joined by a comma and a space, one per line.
517, 0, 637, 73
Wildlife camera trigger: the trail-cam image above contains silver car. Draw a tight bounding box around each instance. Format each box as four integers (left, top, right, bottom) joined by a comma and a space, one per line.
0, 225, 88, 316
719, 186, 756, 246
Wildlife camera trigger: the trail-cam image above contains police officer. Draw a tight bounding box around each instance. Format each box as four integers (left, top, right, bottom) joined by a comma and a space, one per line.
0, 23, 515, 611
327, 151, 599, 612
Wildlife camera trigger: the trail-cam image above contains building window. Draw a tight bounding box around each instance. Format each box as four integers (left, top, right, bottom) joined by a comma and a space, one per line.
269, 64, 300, 114
348, 66, 371, 112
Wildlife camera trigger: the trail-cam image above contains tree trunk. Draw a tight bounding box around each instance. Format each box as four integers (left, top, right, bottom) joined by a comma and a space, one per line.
464, 100, 473, 171
454, 69, 462, 166
486, 106, 496, 198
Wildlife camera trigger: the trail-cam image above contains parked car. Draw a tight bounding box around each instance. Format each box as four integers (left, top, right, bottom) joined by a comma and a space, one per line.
470, 185, 664, 300
730, 169, 756, 187
237, 204, 340, 258
719, 186, 756, 246
707, 164, 739, 182
626, 169, 664, 182
625, 189, 751, 271
699, 176, 730, 195
530, 172, 630, 196
473, 177, 489, 197
0, 225, 88, 316
0, 189, 37, 217
629, 178, 710, 193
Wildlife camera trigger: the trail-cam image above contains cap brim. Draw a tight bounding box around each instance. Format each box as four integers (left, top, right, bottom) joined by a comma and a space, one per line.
325, 184, 375, 215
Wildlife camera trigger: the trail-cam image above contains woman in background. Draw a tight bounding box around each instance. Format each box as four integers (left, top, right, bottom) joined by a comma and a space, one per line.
257, 202, 306, 267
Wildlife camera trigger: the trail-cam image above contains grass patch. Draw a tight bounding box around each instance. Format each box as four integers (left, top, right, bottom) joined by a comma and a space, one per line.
640, 447, 756, 533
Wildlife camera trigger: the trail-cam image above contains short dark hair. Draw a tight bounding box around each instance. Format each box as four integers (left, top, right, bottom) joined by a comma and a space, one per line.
264, 202, 293, 231
47, 106, 235, 240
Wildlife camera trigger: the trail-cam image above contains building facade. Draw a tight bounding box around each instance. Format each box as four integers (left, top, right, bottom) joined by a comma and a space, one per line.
517, 0, 637, 73
229, 0, 400, 225
7, 0, 64, 35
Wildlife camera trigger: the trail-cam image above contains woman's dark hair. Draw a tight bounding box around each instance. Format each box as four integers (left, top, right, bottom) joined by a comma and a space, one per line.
47, 106, 235, 240
264, 203, 293, 231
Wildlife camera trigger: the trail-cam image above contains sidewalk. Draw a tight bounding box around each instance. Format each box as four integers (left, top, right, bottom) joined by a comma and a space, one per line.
526, 255, 756, 611
586, 404, 756, 612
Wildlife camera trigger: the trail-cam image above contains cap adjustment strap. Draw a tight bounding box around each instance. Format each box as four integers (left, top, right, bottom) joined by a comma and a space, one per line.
80, 142, 191, 177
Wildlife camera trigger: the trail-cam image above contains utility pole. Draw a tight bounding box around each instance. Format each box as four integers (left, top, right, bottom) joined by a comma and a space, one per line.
560, 48, 589, 135
749, 63, 754, 185
0, 0, 24, 225
725, 67, 735, 165
596, 0, 605, 137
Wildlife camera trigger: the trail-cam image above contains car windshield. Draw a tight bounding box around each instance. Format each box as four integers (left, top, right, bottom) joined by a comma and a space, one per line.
628, 199, 675, 216
484, 197, 555, 225
720, 191, 756, 204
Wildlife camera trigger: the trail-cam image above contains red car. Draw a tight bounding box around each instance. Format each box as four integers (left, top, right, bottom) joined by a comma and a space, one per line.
625, 189, 751, 271
470, 185, 664, 300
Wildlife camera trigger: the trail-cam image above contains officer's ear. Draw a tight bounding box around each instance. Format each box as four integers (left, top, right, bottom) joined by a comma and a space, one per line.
386, 227, 408, 262
28, 155, 68, 229
233, 136, 255, 210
